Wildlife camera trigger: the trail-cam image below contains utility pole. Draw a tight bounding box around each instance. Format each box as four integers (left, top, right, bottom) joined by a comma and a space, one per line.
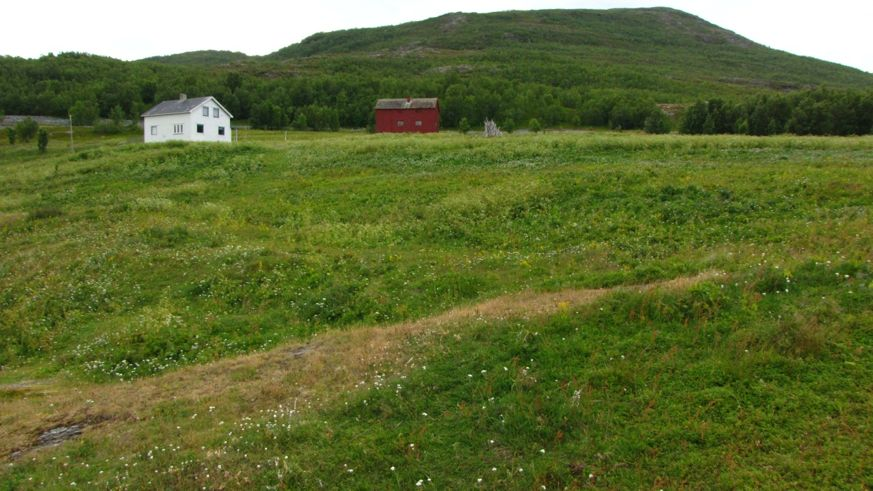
69, 113, 74, 152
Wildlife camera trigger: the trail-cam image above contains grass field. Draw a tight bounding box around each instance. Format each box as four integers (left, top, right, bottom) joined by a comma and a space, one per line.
1, 130, 871, 488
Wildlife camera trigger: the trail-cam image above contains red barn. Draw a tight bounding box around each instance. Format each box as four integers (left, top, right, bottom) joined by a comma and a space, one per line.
375, 98, 440, 133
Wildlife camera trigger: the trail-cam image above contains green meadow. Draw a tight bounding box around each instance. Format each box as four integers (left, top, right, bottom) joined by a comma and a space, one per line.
1, 130, 871, 488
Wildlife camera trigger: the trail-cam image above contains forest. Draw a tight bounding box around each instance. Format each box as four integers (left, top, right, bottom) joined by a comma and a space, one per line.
1, 53, 872, 136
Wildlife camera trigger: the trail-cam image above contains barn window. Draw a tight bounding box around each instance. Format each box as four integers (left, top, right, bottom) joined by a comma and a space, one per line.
415, 121, 423, 127
202, 107, 209, 116
218, 126, 225, 136
173, 124, 183, 134
150, 125, 157, 136
197, 124, 204, 134
213, 107, 219, 118
397, 121, 405, 127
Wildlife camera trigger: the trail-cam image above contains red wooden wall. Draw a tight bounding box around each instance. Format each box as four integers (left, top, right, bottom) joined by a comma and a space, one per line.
375, 108, 440, 133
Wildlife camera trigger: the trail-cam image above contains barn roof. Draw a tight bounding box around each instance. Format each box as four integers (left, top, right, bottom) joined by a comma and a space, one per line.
375, 98, 439, 110
141, 96, 234, 118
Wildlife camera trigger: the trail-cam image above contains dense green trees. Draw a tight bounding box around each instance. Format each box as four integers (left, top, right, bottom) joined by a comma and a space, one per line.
250, 102, 287, 130
577, 92, 658, 130
109, 105, 125, 125
502, 118, 515, 133
678, 90, 873, 136
302, 105, 340, 131
249, 102, 339, 131
0, 52, 669, 132
680, 101, 708, 134
607, 95, 655, 130
291, 113, 308, 131
70, 100, 99, 125
644, 109, 671, 134
0, 53, 870, 135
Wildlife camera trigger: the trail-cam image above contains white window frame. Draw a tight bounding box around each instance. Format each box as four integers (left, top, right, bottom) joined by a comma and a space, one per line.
173, 124, 184, 135
196, 124, 204, 134
202, 106, 210, 116
213, 107, 219, 118
150, 125, 157, 135
415, 121, 423, 127
397, 120, 405, 127
218, 126, 225, 136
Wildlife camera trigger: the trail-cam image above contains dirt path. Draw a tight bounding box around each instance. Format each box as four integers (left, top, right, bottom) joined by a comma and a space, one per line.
0, 271, 719, 459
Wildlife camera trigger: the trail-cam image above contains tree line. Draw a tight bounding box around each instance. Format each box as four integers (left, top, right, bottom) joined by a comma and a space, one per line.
678, 90, 873, 136
1, 53, 871, 135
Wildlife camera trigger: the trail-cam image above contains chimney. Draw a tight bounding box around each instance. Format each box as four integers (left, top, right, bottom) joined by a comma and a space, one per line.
179, 93, 187, 101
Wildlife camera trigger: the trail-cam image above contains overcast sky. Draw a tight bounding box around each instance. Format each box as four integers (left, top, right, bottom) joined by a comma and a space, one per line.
3, 0, 871, 73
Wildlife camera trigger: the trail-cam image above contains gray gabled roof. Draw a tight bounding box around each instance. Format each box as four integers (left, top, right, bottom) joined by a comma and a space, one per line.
141, 96, 234, 118
375, 98, 439, 110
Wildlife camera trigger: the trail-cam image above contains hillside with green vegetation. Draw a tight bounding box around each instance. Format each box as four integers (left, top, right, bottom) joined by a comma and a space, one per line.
269, 8, 872, 91
140, 50, 251, 66
1, 8, 871, 131
1, 130, 871, 488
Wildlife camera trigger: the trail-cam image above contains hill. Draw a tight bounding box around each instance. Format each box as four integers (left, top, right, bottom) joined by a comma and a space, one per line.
269, 8, 872, 90
0, 131, 871, 487
270, 8, 759, 56
139, 50, 251, 66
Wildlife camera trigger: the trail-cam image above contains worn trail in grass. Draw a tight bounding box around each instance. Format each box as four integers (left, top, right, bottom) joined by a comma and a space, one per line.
2, 132, 872, 385
3, 261, 871, 489
0, 271, 717, 461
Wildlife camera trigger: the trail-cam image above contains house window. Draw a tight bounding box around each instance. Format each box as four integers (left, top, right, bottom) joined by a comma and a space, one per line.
202, 107, 209, 116
397, 121, 405, 127
213, 107, 219, 118
173, 124, 183, 134
150, 125, 157, 136
415, 121, 423, 127
197, 124, 204, 134
218, 126, 225, 136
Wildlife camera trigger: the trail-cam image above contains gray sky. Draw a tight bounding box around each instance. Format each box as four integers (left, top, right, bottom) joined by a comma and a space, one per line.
3, 0, 872, 73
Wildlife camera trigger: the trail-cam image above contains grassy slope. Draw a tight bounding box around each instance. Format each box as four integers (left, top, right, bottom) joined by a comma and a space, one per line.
263, 8, 873, 92
2, 130, 871, 380
0, 131, 871, 488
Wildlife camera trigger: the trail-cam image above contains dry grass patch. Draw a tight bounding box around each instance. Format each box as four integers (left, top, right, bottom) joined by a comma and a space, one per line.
0, 211, 28, 226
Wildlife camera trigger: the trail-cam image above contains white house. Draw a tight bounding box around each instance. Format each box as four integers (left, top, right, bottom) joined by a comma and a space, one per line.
142, 94, 233, 143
